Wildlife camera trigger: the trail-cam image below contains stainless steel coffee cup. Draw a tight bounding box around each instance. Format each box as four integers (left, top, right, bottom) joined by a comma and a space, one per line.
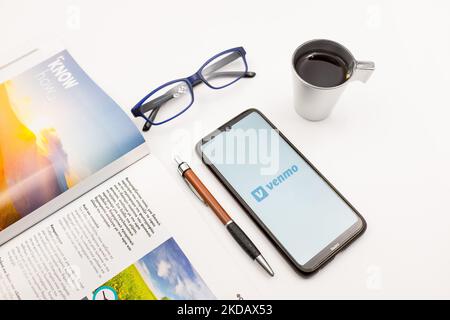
292, 39, 375, 121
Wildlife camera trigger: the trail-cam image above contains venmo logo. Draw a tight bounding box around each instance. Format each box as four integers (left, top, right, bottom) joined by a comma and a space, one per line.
251, 164, 299, 202
251, 186, 269, 202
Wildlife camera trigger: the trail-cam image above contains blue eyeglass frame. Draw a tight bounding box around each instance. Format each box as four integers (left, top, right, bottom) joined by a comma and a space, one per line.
131, 46, 253, 130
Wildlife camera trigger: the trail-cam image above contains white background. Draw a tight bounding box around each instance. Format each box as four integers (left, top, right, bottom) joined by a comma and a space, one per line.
1, 0, 450, 299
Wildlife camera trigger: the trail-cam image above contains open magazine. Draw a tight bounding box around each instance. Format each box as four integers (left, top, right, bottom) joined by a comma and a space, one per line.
0, 46, 258, 300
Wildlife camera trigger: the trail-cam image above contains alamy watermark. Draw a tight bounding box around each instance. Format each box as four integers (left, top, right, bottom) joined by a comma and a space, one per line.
202, 127, 281, 176
66, 5, 81, 30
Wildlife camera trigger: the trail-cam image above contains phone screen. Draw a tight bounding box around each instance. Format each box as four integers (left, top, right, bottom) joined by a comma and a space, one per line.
200, 111, 362, 267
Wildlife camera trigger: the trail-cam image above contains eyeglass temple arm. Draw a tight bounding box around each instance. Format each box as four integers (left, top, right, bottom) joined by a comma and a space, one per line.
200, 71, 256, 82
142, 105, 160, 132
140, 89, 177, 114
201, 51, 242, 76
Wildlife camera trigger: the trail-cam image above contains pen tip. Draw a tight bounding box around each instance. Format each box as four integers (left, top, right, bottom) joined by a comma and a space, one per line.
255, 255, 275, 277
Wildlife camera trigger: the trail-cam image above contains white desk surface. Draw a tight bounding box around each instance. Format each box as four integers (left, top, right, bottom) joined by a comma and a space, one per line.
2, 0, 450, 299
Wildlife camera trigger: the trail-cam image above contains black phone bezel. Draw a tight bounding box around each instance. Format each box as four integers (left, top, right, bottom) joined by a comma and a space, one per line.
196, 108, 366, 275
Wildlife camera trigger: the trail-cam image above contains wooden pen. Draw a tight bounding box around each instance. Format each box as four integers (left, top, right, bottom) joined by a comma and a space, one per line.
175, 156, 274, 276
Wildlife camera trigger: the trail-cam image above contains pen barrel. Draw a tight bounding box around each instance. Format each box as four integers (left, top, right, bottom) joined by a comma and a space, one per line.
183, 169, 232, 224
226, 222, 261, 260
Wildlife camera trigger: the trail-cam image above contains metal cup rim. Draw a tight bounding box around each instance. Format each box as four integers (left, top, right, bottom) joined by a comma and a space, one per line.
291, 39, 356, 90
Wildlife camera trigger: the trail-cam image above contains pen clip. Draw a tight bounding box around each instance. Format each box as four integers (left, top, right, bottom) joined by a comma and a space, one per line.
183, 177, 208, 206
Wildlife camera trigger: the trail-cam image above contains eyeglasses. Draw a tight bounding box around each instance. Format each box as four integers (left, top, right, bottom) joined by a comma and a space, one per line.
131, 47, 255, 132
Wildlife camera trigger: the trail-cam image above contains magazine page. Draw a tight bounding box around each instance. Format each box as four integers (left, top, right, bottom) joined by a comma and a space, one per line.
0, 154, 257, 300
0, 48, 147, 244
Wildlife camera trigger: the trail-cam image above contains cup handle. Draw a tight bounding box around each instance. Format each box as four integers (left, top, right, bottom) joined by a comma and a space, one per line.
352, 61, 375, 83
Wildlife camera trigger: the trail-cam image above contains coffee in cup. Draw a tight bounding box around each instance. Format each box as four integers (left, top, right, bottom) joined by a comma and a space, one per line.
292, 39, 375, 121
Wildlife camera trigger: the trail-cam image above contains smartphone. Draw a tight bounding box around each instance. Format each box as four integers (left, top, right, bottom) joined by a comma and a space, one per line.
196, 108, 366, 274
